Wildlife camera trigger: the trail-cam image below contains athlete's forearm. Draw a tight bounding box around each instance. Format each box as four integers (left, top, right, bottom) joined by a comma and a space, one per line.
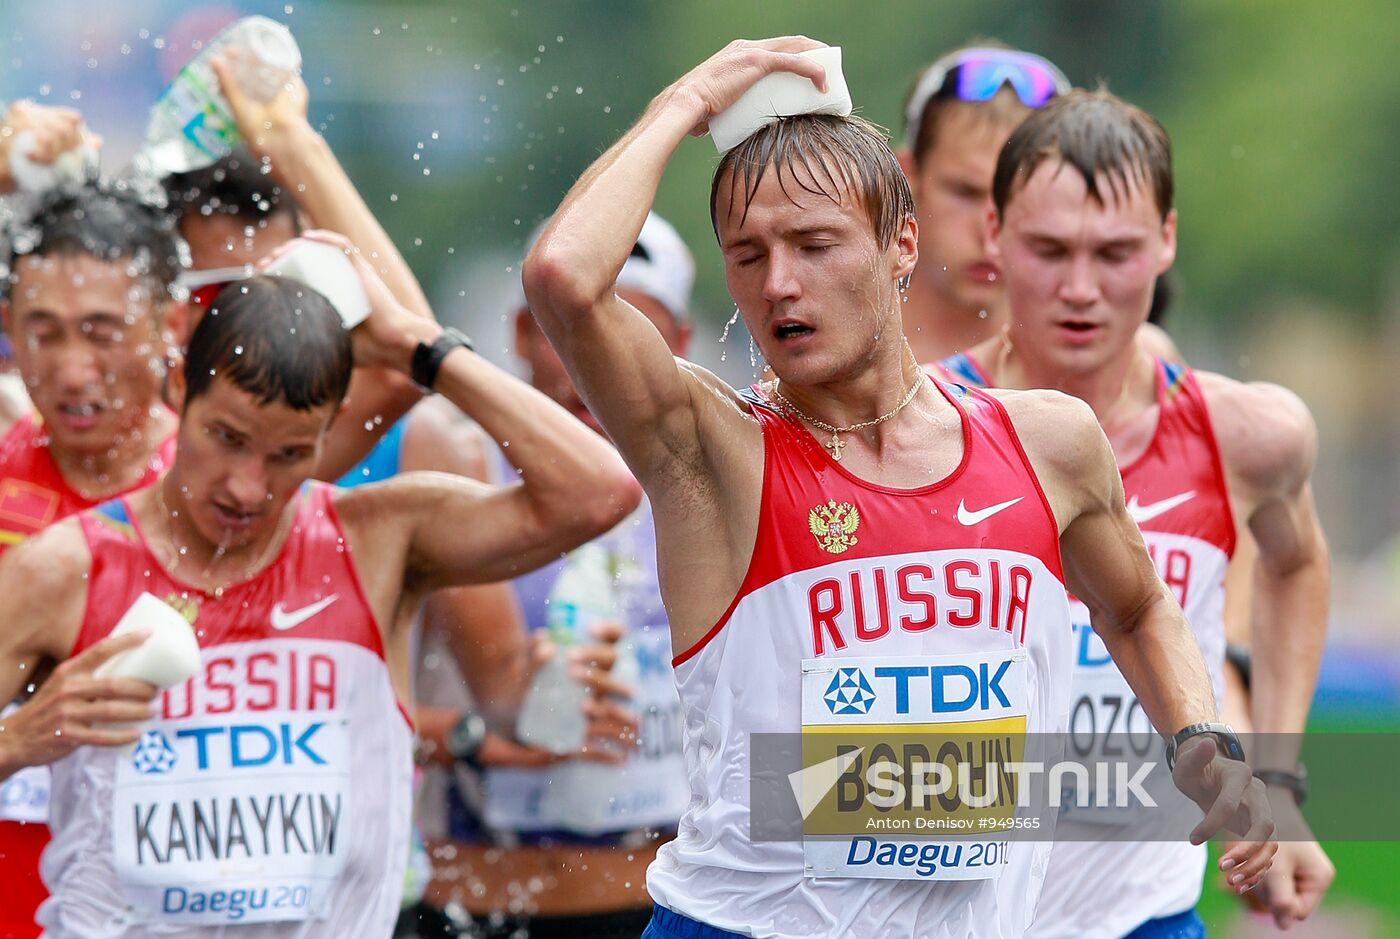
1248, 543, 1329, 764
261, 122, 434, 320
429, 346, 639, 535
524, 87, 702, 321
1099, 591, 1218, 737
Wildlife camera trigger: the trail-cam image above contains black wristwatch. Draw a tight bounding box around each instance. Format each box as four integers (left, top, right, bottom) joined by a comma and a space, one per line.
1165, 721, 1246, 770
1255, 765, 1308, 805
445, 711, 488, 771
411, 327, 474, 391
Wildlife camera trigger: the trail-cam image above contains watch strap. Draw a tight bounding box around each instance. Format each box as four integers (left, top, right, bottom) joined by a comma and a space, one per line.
411, 327, 474, 391
1166, 721, 1246, 770
1255, 766, 1308, 805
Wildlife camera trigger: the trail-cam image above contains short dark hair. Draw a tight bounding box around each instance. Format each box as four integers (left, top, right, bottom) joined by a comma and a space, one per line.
711, 114, 914, 250
184, 275, 351, 412
903, 39, 1031, 164
6, 182, 184, 299
163, 147, 298, 228
993, 88, 1173, 222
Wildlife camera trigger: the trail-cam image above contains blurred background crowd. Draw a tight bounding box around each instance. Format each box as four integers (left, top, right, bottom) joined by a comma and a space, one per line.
2, 1, 1397, 934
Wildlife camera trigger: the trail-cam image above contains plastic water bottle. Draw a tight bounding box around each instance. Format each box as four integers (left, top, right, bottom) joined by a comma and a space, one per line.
135, 16, 301, 178
515, 544, 618, 754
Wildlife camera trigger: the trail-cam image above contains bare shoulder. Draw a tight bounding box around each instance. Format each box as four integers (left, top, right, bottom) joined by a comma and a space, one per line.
1195, 370, 1316, 491
984, 388, 1118, 529
677, 357, 755, 419
0, 517, 92, 657
663, 356, 762, 465
988, 387, 1111, 477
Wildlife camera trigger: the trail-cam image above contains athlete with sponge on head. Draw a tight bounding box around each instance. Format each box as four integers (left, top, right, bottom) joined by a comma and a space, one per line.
523, 35, 1276, 939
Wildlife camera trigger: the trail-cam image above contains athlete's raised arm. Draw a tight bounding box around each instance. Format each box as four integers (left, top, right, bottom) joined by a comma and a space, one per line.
522, 38, 827, 482
339, 253, 640, 594
1006, 389, 1277, 889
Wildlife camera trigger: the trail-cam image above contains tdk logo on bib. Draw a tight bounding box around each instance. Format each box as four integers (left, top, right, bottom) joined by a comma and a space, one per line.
874, 659, 1014, 716
824, 667, 877, 715
132, 729, 179, 775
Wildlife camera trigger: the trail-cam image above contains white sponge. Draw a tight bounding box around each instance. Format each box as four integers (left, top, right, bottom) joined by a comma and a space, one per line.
258, 236, 372, 329
93, 592, 202, 689
708, 46, 852, 153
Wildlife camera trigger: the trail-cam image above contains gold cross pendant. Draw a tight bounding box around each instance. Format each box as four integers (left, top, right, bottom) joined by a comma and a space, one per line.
826, 433, 846, 461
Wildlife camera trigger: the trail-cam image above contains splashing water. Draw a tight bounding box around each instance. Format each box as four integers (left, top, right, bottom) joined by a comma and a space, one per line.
717, 307, 740, 362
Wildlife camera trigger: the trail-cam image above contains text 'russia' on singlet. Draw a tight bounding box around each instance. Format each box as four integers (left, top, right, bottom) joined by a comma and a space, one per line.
646, 379, 1074, 939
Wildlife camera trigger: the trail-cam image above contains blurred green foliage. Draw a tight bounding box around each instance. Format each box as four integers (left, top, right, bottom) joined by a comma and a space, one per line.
330, 0, 1400, 332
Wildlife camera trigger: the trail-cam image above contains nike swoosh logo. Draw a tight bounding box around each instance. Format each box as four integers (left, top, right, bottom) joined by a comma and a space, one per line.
1126, 491, 1195, 525
957, 497, 1023, 526
270, 594, 339, 631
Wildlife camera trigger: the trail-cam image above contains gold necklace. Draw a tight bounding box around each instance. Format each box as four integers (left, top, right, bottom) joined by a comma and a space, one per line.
768, 373, 925, 461
155, 479, 286, 599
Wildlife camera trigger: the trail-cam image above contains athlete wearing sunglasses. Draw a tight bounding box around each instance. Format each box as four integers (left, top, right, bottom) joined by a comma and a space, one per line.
896, 45, 1071, 362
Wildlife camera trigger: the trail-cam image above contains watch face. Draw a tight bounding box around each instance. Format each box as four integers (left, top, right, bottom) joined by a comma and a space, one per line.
449, 714, 486, 760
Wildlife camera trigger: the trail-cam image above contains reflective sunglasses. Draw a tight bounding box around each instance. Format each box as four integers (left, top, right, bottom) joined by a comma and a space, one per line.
905, 48, 1071, 146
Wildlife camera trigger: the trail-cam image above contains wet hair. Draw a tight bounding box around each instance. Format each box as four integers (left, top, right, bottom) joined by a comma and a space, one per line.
710, 114, 915, 250
903, 39, 1032, 164
184, 275, 351, 412
993, 88, 1173, 222
163, 147, 299, 230
5, 182, 185, 299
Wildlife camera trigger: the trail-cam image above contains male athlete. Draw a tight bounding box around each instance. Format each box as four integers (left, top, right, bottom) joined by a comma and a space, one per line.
933, 89, 1333, 937
0, 255, 638, 935
897, 43, 1178, 364
0, 177, 437, 931
421, 212, 694, 938
524, 37, 1274, 939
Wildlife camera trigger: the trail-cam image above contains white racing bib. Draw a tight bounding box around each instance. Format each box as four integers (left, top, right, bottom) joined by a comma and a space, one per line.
800, 649, 1030, 882
111, 707, 352, 925
1061, 615, 1169, 826
486, 626, 688, 834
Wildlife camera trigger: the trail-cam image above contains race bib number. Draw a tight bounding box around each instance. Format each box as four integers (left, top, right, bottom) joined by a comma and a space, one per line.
800, 650, 1030, 881
1063, 619, 1166, 824
111, 709, 351, 925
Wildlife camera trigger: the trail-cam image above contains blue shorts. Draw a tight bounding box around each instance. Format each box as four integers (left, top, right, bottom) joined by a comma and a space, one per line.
1124, 909, 1207, 939
641, 904, 751, 939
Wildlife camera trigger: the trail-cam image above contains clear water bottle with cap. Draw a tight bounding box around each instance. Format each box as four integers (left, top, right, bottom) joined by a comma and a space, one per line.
135, 15, 301, 179
515, 543, 620, 753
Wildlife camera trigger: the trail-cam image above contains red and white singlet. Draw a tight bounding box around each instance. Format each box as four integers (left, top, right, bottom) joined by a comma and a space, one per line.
645, 379, 1074, 938
940, 354, 1236, 939
39, 483, 413, 938
0, 412, 176, 937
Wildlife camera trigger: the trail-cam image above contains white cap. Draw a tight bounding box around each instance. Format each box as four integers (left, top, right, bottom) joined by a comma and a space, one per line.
519, 211, 695, 321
